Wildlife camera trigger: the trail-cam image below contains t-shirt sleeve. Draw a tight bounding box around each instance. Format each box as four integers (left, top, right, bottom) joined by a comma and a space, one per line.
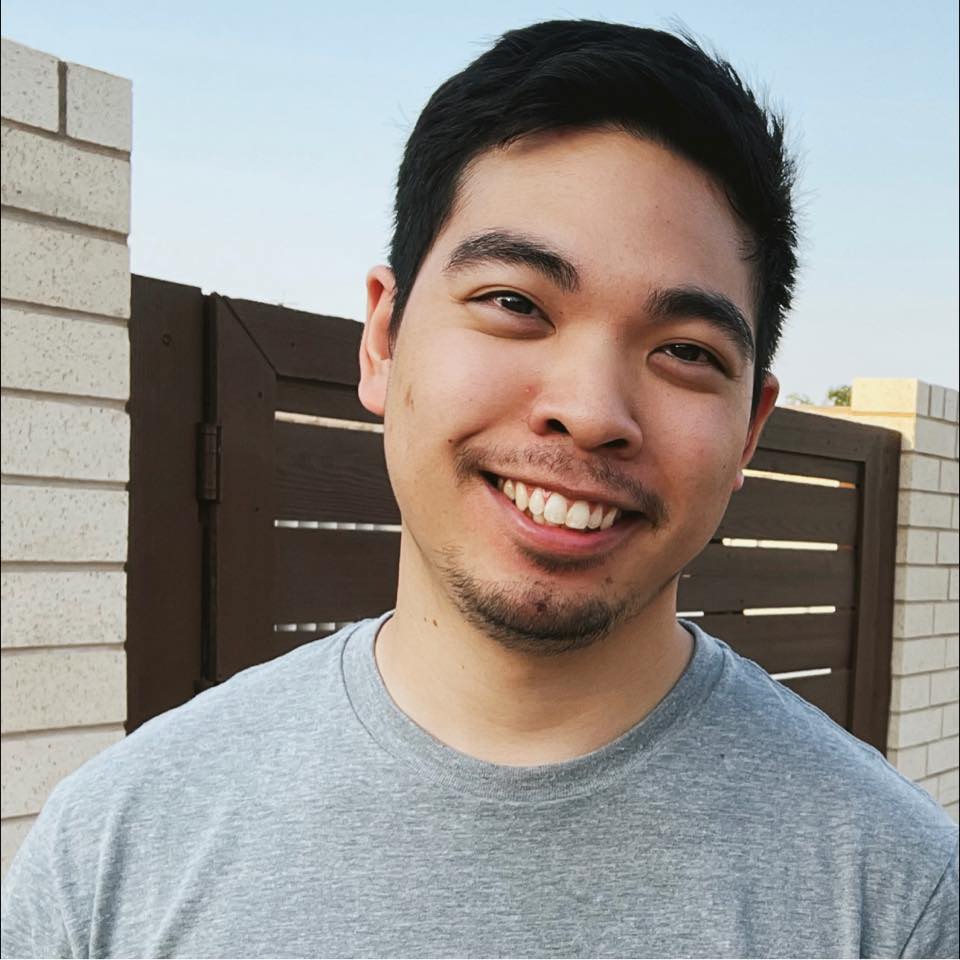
1, 811, 76, 959
899, 839, 960, 959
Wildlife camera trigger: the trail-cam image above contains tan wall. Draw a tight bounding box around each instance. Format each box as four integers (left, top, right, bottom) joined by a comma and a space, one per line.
1, 39, 131, 878
813, 380, 959, 821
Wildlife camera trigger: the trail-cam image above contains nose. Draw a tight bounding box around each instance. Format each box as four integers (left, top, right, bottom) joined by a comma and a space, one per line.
526, 339, 643, 456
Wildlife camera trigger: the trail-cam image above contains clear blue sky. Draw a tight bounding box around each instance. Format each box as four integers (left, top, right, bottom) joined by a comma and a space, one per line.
3, 0, 958, 400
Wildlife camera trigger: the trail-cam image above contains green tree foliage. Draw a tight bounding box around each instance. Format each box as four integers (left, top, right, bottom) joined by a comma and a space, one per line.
827, 385, 851, 406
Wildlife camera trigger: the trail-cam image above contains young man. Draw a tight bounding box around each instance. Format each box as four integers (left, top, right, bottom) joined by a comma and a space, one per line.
3, 20, 957, 959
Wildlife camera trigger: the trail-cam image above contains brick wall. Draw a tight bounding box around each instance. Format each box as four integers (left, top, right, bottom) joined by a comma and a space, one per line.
819, 379, 959, 821
1, 39, 131, 878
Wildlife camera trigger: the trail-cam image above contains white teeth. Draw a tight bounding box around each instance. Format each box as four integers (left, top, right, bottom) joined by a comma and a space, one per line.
495, 475, 622, 532
544, 492, 569, 525
565, 500, 591, 530
600, 506, 619, 530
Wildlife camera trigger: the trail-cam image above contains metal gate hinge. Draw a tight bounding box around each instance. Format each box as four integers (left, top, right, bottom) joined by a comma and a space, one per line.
197, 423, 222, 503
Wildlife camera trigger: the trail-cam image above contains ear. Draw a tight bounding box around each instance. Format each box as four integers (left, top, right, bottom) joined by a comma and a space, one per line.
732, 373, 779, 492
358, 265, 396, 418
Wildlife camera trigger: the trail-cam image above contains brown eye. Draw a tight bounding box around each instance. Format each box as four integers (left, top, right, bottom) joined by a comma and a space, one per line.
490, 292, 536, 315
663, 343, 719, 367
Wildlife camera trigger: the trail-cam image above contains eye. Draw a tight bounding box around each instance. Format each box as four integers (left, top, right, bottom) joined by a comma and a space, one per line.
473, 290, 539, 316
661, 342, 722, 369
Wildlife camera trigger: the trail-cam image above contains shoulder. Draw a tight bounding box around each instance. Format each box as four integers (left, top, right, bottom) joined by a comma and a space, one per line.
16, 618, 374, 850
702, 630, 952, 833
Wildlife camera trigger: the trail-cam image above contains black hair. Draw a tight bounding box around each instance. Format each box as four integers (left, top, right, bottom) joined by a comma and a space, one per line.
389, 19, 798, 405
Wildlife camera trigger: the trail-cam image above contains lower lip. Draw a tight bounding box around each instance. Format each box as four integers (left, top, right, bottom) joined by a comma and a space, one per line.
481, 480, 643, 558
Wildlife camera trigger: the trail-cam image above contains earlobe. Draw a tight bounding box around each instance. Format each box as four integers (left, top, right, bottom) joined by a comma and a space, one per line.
358, 266, 397, 418
733, 373, 780, 492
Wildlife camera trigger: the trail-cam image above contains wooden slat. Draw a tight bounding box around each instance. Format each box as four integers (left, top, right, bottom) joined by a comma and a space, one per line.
276, 377, 381, 423
223, 296, 362, 386
779, 669, 851, 727
693, 611, 853, 673
680, 544, 855, 611
274, 528, 399, 622
749, 447, 860, 485
761, 406, 883, 461
717, 476, 858, 544
127, 276, 206, 732
275, 422, 400, 523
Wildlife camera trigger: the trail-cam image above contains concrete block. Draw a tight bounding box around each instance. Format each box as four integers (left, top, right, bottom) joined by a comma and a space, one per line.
890, 673, 931, 711
940, 767, 960, 806
954, 498, 960, 531
951, 569, 959, 602
64, 62, 131, 151
944, 701, 960, 737
0, 395, 129, 482
851, 378, 928, 415
891, 636, 945, 674
896, 527, 938, 565
929, 386, 946, 421
1, 570, 125, 647
897, 490, 954, 529
930, 668, 959, 705
927, 736, 960, 776
940, 460, 959, 495
945, 389, 959, 424
887, 744, 927, 781
914, 418, 958, 459
0, 39, 58, 132
1, 305, 129, 400
0, 127, 130, 233
1, 726, 123, 818
1, 484, 127, 562
934, 601, 960, 636
893, 602, 935, 639
888, 706, 942, 749
946, 636, 960, 669
898, 453, 941, 492
938, 531, 960, 566
1, 816, 36, 883
895, 566, 950, 603
1, 217, 129, 319
0, 647, 126, 733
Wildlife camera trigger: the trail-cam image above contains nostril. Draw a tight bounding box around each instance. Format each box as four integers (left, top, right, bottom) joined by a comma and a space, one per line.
603, 438, 629, 450
546, 418, 569, 434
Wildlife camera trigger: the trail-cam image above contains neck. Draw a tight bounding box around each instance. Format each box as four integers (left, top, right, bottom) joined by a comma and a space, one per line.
374, 535, 694, 766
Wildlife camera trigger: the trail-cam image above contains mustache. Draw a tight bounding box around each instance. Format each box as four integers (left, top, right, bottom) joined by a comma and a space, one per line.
454, 444, 669, 528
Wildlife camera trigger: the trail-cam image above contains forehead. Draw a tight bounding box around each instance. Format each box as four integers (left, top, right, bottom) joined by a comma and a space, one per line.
437, 128, 755, 324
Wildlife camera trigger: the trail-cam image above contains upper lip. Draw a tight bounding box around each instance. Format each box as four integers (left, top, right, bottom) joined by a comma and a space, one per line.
486, 470, 639, 514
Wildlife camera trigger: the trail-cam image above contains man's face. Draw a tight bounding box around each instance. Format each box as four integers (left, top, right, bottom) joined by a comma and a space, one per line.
360, 129, 777, 653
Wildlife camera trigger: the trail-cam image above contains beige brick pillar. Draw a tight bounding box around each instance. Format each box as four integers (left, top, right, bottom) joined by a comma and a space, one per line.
821, 380, 959, 821
1, 39, 132, 877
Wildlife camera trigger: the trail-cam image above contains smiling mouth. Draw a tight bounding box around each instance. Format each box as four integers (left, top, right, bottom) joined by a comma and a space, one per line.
482, 473, 635, 531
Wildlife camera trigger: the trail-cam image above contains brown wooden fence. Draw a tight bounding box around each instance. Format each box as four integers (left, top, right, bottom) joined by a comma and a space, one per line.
128, 275, 901, 751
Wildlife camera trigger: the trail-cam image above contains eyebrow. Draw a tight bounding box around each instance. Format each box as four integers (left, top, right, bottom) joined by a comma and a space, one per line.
443, 230, 581, 293
443, 230, 755, 363
645, 286, 756, 363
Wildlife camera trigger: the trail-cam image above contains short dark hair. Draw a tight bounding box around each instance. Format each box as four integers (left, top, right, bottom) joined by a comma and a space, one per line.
388, 19, 798, 406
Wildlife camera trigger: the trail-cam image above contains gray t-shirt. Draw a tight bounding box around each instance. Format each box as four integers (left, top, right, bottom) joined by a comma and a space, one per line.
2, 615, 958, 959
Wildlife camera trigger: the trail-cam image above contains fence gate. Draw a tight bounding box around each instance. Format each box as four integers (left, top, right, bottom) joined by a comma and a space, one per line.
128, 275, 900, 751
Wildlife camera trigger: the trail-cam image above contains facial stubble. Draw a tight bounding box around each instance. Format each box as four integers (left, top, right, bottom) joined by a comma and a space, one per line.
438, 541, 674, 656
